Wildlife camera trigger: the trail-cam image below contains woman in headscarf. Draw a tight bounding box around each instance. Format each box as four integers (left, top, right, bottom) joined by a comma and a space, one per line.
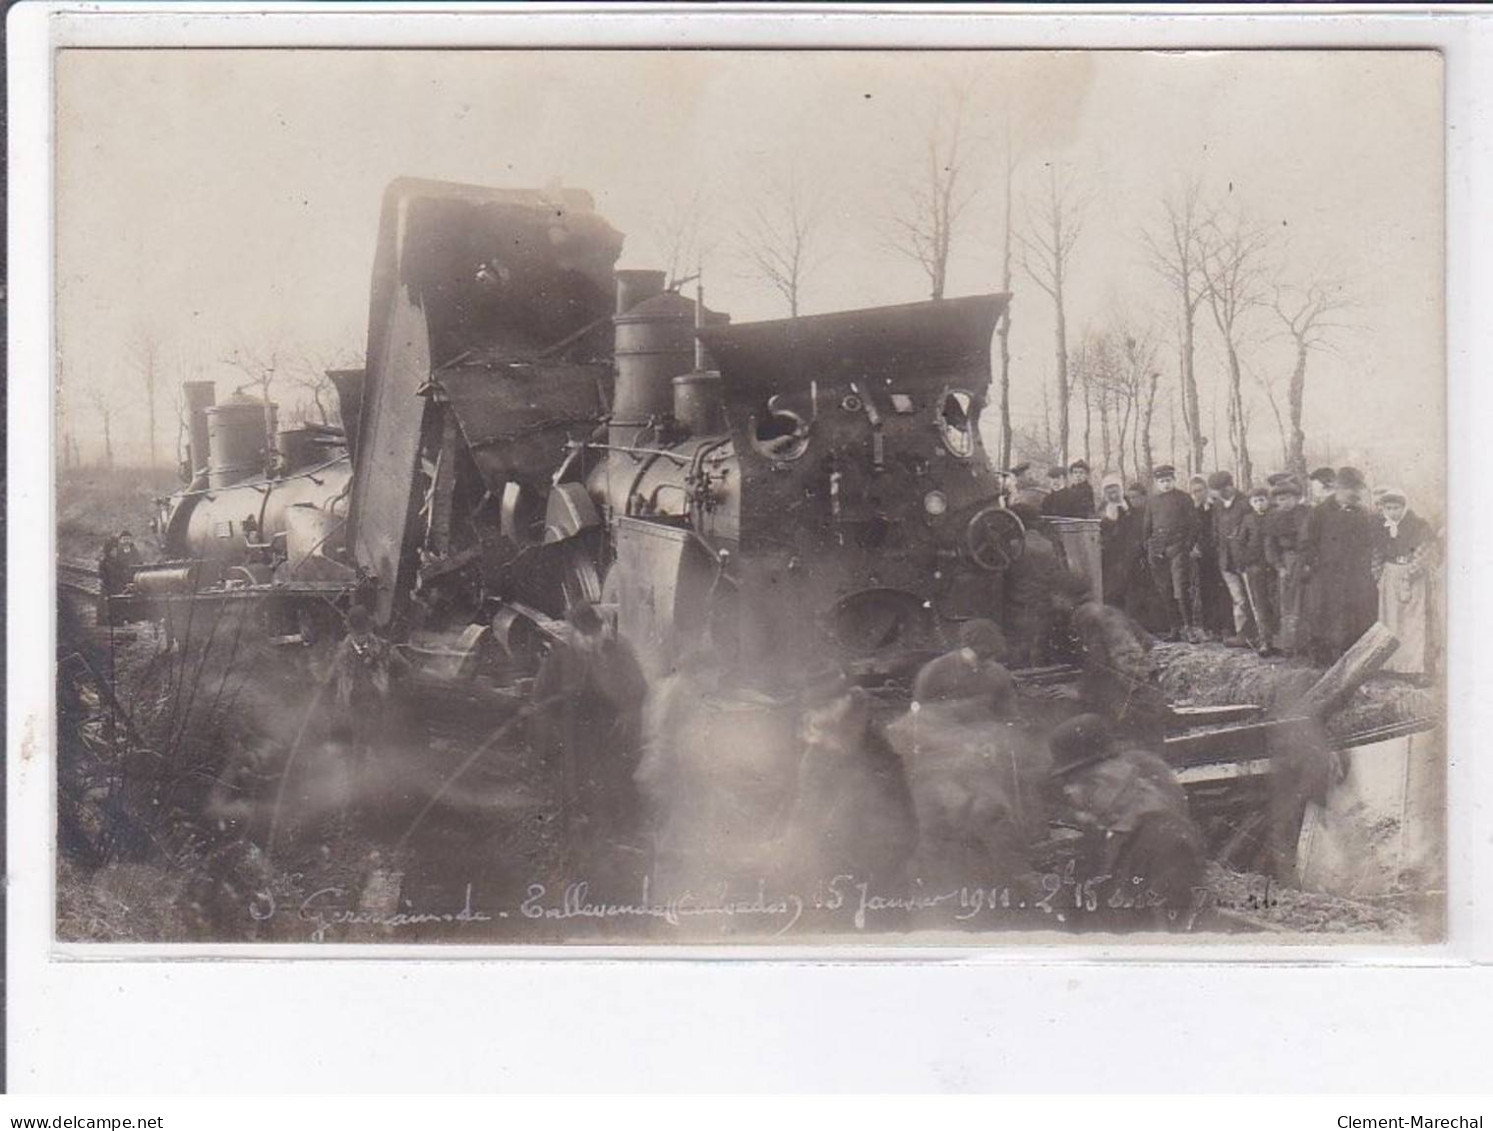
1372, 489, 1437, 680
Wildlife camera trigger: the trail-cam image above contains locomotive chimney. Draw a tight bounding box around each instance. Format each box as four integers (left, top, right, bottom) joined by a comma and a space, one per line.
615, 268, 666, 317
612, 270, 695, 428
182, 380, 216, 489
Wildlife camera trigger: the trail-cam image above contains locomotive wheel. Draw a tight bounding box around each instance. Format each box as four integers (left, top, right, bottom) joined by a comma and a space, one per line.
964, 505, 1026, 572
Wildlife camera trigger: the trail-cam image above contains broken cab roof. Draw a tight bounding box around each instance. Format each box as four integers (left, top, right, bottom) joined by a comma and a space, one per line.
698, 293, 1008, 391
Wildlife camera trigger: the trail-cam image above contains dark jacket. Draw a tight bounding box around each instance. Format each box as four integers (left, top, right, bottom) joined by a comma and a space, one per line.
1042, 483, 1096, 519
1237, 509, 1273, 570
1302, 498, 1379, 659
1140, 489, 1196, 555
1264, 506, 1310, 570
1212, 493, 1250, 573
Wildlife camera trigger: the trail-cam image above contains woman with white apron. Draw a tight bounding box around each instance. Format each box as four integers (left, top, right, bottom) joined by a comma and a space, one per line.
1372, 489, 1437, 681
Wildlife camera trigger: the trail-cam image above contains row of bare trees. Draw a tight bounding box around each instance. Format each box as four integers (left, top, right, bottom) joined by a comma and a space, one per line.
68, 336, 360, 470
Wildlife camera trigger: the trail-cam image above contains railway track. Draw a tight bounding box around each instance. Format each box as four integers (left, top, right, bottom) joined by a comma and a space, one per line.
58, 557, 103, 596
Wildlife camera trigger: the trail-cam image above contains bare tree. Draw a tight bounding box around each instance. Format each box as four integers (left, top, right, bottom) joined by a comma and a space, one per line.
995, 111, 1016, 467
736, 165, 826, 318
85, 383, 117, 468
223, 343, 281, 470
1018, 161, 1087, 466
128, 330, 162, 469
1199, 206, 1272, 487
1142, 184, 1209, 476
648, 186, 712, 292
888, 83, 976, 302
1270, 279, 1353, 477
284, 346, 362, 428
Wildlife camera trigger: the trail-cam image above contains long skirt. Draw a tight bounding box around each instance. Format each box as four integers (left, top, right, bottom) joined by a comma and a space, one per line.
1379, 561, 1431, 676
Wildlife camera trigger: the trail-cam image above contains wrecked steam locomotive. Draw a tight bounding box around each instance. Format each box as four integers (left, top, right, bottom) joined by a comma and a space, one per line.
119, 178, 1073, 686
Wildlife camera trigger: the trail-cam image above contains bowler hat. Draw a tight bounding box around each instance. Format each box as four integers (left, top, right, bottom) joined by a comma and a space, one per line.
1269, 480, 1303, 499
1336, 466, 1366, 490
1207, 470, 1234, 490
1049, 713, 1116, 776
1308, 467, 1337, 487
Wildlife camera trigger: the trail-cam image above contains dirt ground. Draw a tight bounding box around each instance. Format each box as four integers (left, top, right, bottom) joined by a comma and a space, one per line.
53, 467, 1441, 946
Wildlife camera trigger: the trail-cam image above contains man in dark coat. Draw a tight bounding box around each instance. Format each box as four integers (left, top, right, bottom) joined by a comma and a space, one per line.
1004, 503, 1063, 667
1301, 466, 1379, 666
1043, 459, 1097, 519
1187, 476, 1232, 639
1307, 467, 1337, 508
1208, 471, 1254, 647
1047, 713, 1205, 925
1264, 478, 1311, 655
1238, 486, 1279, 656
1139, 465, 1198, 643
885, 650, 1051, 892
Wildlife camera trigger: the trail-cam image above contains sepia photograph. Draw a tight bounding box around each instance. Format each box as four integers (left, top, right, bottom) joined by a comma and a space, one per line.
52, 47, 1446, 947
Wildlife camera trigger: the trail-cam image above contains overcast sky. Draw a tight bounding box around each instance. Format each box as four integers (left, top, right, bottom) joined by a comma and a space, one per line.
55, 49, 1443, 499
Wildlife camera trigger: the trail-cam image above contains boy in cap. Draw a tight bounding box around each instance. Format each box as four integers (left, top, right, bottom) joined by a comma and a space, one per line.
1046, 713, 1205, 922
1307, 467, 1336, 507
1264, 478, 1310, 654
1301, 466, 1379, 665
1207, 471, 1255, 647
1139, 465, 1200, 643
1238, 486, 1279, 656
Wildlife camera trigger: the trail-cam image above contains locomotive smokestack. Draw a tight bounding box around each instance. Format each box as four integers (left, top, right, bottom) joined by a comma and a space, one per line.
182, 380, 216, 489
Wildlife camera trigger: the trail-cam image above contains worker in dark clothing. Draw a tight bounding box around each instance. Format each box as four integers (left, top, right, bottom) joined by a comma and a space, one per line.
331, 605, 412, 758
1187, 476, 1231, 640
1264, 478, 1311, 656
1238, 486, 1279, 656
1139, 465, 1198, 643
1302, 466, 1379, 666
1003, 503, 1062, 667
1047, 713, 1206, 925
884, 649, 1052, 893
533, 602, 650, 861
1059, 588, 1169, 743
1043, 459, 1097, 519
1208, 471, 1254, 647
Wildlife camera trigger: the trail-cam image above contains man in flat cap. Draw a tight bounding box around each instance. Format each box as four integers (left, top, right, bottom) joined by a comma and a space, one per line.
1042, 459, 1097, 519
1139, 465, 1199, 642
1301, 466, 1379, 665
1307, 467, 1336, 508
1264, 478, 1311, 655
1207, 470, 1255, 648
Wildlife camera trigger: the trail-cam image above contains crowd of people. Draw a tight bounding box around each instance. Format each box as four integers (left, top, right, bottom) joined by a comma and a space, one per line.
1000, 459, 1438, 680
